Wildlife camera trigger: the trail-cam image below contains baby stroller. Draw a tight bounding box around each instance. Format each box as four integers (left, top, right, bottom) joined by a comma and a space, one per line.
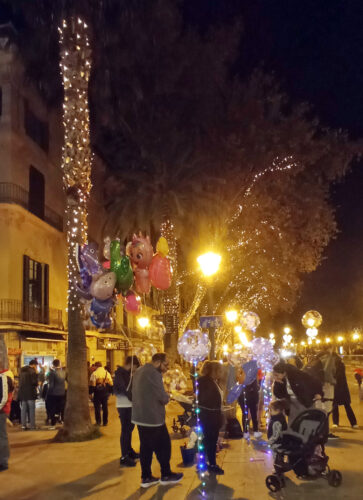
266, 408, 342, 493
171, 392, 197, 437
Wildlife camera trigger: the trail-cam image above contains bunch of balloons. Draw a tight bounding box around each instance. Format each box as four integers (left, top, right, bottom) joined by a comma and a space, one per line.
75, 233, 172, 331
249, 337, 278, 371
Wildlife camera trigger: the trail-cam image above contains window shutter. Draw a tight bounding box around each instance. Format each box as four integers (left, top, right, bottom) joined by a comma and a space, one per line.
43, 264, 49, 324
22, 255, 30, 321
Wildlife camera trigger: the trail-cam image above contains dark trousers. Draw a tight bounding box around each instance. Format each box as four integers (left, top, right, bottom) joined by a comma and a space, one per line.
93, 392, 108, 425
238, 389, 259, 432
47, 395, 65, 426
117, 407, 135, 457
137, 424, 171, 479
200, 412, 221, 466
332, 403, 357, 426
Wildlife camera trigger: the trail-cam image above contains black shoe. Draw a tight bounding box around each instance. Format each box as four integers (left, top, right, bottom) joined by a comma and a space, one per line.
129, 450, 140, 460
328, 433, 339, 439
140, 476, 160, 488
0, 464, 8, 472
160, 472, 183, 485
208, 464, 224, 475
120, 456, 136, 467
103, 423, 108, 427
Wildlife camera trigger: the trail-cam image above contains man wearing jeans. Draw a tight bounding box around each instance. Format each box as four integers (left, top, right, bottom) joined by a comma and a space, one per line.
132, 353, 183, 489
18, 359, 38, 430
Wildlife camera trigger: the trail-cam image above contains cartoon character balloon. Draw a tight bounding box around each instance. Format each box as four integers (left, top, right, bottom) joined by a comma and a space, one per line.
126, 234, 153, 270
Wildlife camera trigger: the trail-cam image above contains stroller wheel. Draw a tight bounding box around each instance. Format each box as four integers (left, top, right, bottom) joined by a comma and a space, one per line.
266, 474, 282, 492
328, 470, 342, 487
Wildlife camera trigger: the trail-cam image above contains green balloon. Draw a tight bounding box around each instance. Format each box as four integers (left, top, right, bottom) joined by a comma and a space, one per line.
110, 240, 122, 273
116, 256, 134, 295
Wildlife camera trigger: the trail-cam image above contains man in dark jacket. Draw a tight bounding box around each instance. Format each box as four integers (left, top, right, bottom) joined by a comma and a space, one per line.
114, 355, 140, 467
132, 353, 183, 489
46, 359, 66, 430
18, 360, 38, 430
273, 361, 323, 421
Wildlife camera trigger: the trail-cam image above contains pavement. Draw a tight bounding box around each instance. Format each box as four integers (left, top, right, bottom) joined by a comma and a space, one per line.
2, 367, 363, 500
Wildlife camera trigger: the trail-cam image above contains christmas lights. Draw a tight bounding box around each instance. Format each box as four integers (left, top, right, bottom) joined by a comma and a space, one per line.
59, 18, 92, 312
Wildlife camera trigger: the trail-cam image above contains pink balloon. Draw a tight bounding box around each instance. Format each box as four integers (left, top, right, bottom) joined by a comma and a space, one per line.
149, 254, 172, 290
125, 291, 141, 315
134, 268, 151, 294
102, 260, 111, 269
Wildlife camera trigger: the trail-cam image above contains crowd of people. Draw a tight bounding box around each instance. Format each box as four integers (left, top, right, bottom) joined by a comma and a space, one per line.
0, 345, 360, 488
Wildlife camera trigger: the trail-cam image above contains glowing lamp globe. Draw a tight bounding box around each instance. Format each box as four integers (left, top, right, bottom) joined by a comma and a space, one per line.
302, 310, 322, 329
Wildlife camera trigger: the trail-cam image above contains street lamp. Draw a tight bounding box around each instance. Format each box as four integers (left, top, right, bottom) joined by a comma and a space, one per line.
225, 310, 238, 323
137, 317, 150, 329
325, 337, 331, 343
352, 332, 360, 341
197, 252, 221, 277
283, 326, 291, 335
197, 251, 222, 360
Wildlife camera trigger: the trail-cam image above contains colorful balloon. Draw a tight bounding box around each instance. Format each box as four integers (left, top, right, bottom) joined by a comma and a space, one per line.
90, 272, 116, 301
177, 329, 211, 363
226, 383, 244, 404
134, 268, 151, 294
126, 234, 153, 269
242, 360, 258, 386
115, 256, 134, 295
124, 291, 141, 314
156, 236, 169, 257
110, 240, 122, 273
149, 254, 172, 290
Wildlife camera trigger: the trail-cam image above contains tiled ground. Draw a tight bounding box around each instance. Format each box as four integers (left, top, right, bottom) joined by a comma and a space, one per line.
2, 370, 363, 500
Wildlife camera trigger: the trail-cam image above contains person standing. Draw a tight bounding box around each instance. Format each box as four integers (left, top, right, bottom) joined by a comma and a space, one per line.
46, 359, 66, 430
332, 356, 358, 429
198, 361, 224, 474
18, 359, 39, 430
238, 360, 262, 439
272, 361, 323, 422
317, 346, 339, 439
114, 355, 140, 467
0, 370, 14, 471
90, 361, 113, 426
132, 353, 183, 488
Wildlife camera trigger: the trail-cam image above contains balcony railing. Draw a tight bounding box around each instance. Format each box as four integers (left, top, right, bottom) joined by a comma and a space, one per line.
0, 299, 63, 330
0, 182, 63, 232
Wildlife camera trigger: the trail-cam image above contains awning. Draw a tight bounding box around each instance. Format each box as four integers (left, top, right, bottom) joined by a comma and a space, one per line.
20, 331, 67, 343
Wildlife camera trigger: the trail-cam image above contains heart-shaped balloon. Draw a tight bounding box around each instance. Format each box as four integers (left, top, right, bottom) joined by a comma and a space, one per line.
124, 291, 141, 314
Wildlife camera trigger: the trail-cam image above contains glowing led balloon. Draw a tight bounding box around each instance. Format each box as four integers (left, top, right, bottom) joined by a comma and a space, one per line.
302, 310, 322, 329
250, 337, 277, 370
177, 329, 211, 363
240, 311, 260, 331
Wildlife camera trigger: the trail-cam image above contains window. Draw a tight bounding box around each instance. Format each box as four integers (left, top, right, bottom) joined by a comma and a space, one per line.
29, 166, 45, 219
24, 100, 49, 152
23, 255, 49, 324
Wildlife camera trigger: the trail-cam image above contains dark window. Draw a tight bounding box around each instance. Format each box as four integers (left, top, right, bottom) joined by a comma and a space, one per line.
24, 100, 49, 152
29, 166, 45, 219
23, 255, 49, 324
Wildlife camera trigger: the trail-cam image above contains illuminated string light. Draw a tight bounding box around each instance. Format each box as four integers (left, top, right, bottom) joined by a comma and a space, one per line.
59, 18, 92, 311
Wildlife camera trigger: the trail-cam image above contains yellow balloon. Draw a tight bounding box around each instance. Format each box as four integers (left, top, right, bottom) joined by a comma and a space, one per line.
156, 236, 169, 257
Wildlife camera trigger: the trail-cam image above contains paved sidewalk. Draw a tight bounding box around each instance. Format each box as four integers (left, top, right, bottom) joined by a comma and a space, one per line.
2, 378, 363, 500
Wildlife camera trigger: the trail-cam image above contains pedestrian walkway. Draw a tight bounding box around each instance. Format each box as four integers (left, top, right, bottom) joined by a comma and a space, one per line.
3, 382, 363, 499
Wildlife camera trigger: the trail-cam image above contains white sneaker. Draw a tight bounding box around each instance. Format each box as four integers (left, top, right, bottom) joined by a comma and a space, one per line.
243, 432, 250, 439
352, 425, 359, 429
254, 431, 263, 439
332, 424, 338, 428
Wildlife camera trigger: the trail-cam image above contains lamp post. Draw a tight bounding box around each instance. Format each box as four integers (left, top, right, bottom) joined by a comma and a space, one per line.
197, 252, 221, 360
225, 309, 238, 345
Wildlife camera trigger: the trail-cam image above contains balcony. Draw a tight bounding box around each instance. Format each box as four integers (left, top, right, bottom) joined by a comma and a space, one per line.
0, 299, 63, 330
0, 182, 63, 232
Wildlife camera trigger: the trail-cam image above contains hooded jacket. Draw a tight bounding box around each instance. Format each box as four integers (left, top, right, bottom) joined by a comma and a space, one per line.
114, 366, 132, 408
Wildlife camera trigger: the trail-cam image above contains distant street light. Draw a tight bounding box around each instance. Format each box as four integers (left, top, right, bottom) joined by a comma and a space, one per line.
137, 317, 150, 329
226, 310, 238, 323
283, 326, 291, 335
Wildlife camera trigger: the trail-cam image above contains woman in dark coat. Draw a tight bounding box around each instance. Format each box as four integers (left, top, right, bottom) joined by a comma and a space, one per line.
198, 361, 224, 475
332, 356, 358, 428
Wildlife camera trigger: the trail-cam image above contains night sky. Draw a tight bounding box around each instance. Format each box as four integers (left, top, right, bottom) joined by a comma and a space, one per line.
2, 1, 363, 334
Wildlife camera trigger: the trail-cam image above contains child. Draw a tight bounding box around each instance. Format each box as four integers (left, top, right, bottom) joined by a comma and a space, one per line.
267, 399, 288, 452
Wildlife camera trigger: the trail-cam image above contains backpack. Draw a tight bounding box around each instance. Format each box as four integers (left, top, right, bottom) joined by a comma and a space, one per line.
226, 417, 243, 439
303, 357, 324, 383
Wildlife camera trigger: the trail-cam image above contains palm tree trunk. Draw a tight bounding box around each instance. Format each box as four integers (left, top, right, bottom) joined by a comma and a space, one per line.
160, 219, 179, 362
55, 17, 96, 441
